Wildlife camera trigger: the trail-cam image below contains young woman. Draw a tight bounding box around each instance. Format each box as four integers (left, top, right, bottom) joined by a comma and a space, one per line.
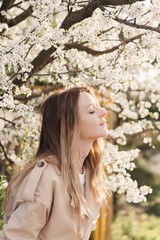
0, 87, 110, 240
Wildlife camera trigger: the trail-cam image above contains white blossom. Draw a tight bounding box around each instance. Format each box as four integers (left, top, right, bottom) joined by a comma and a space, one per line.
103, 143, 152, 202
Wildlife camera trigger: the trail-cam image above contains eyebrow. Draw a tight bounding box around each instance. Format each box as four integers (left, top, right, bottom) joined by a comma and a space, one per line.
85, 103, 96, 109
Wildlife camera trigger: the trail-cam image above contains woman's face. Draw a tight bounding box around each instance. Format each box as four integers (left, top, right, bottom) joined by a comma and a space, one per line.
77, 91, 108, 141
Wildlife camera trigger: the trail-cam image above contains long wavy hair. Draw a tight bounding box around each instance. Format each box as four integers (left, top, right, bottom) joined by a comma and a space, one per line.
5, 87, 110, 225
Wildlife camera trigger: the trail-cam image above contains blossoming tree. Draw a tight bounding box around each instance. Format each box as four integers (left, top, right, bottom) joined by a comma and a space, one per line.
0, 0, 159, 203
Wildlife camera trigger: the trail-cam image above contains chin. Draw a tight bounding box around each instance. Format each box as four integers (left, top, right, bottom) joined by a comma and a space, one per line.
100, 129, 108, 137
95, 131, 108, 139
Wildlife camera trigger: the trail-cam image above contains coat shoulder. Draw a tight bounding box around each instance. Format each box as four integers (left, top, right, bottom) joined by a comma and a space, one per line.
11, 159, 60, 208
4, 159, 60, 224
22, 159, 60, 202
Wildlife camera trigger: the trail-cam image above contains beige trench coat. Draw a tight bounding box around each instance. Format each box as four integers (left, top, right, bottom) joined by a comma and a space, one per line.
0, 159, 100, 240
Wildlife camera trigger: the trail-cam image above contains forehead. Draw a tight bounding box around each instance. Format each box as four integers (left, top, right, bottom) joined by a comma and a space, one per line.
78, 91, 97, 108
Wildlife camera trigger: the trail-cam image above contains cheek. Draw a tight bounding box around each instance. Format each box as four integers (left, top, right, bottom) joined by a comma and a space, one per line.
79, 120, 90, 133
80, 117, 96, 129
78, 117, 98, 136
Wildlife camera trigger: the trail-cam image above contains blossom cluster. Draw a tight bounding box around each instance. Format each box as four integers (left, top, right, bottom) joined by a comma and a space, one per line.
104, 143, 152, 203
108, 120, 154, 145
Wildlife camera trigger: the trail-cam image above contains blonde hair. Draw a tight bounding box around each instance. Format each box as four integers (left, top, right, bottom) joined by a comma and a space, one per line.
5, 87, 110, 229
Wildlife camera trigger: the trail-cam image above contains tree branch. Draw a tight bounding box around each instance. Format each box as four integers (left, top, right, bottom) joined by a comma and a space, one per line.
0, 117, 16, 126
0, 0, 16, 23
0, 0, 16, 10
12, 32, 143, 86
0, 1, 32, 28
7, 6, 33, 27
30, 46, 56, 73
0, 142, 12, 162
65, 33, 144, 56
114, 17, 160, 34
60, 0, 145, 30
13, 46, 57, 86
60, 1, 98, 29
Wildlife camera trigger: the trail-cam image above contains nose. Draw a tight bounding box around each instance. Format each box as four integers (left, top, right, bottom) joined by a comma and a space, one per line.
99, 107, 107, 118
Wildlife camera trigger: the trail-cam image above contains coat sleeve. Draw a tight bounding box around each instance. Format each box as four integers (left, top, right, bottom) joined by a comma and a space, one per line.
1, 160, 55, 240
1, 200, 48, 240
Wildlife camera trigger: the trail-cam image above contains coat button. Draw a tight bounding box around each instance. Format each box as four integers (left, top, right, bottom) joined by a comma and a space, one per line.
37, 161, 45, 167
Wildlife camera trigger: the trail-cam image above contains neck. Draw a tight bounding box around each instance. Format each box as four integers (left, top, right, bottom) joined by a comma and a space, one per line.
77, 139, 93, 173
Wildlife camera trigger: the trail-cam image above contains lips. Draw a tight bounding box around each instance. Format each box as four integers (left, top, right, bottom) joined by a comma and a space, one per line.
99, 121, 106, 126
